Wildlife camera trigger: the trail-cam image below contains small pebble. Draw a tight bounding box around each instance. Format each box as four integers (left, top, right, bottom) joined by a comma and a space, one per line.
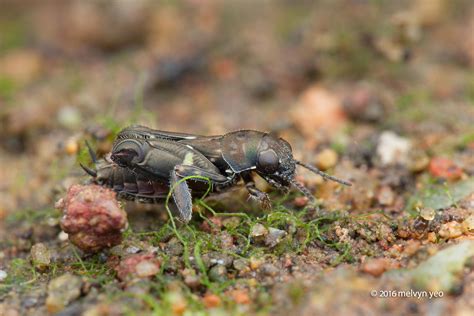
438, 221, 463, 239
222, 217, 241, 229
419, 208, 436, 221
408, 149, 430, 172
22, 296, 39, 308
360, 258, 389, 277
115, 253, 160, 281
403, 240, 421, 256
260, 263, 279, 277
249, 257, 264, 270
46, 274, 83, 313
376, 131, 411, 166
165, 238, 184, 256
182, 269, 201, 289
265, 227, 287, 248
0, 270, 7, 282
291, 85, 347, 140
250, 223, 268, 244
315, 148, 338, 171
250, 223, 268, 238
125, 246, 141, 254
247, 278, 258, 287
427, 232, 437, 243
293, 196, 309, 208
57, 106, 82, 129
376, 185, 395, 206
203, 252, 233, 268
167, 289, 187, 315
462, 215, 474, 233
135, 260, 160, 278
209, 265, 227, 282
203, 293, 221, 308
429, 157, 463, 180
229, 289, 251, 305
233, 259, 250, 272
64, 138, 79, 155
30, 243, 51, 271
283, 254, 293, 268
342, 85, 386, 123
219, 231, 234, 249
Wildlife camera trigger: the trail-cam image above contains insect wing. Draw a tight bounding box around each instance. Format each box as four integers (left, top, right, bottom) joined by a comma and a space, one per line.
146, 139, 222, 173
118, 125, 205, 141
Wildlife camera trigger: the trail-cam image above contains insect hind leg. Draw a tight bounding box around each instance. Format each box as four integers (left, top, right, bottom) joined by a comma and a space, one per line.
170, 164, 234, 222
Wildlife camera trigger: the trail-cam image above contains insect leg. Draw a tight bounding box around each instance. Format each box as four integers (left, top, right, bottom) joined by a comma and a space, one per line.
169, 170, 193, 223
241, 172, 271, 209
170, 164, 233, 222
266, 177, 290, 194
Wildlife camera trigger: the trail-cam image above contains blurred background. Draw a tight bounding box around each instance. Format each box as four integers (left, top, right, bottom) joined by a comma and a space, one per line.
1, 0, 473, 221
1, 1, 474, 315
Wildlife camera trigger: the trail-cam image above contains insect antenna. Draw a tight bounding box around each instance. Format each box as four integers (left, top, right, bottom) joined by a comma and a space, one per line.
295, 161, 352, 186
290, 179, 316, 203
85, 140, 98, 163
80, 163, 97, 177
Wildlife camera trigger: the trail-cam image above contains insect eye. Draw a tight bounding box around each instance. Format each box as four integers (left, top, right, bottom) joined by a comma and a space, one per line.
257, 149, 279, 173
111, 139, 145, 166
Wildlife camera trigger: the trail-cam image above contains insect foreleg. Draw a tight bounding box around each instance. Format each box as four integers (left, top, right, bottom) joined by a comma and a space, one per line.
241, 172, 271, 209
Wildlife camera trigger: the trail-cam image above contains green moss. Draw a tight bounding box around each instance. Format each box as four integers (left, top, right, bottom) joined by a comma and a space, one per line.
0, 75, 17, 101
407, 177, 474, 213
6, 207, 60, 226
0, 19, 28, 52
0, 259, 37, 297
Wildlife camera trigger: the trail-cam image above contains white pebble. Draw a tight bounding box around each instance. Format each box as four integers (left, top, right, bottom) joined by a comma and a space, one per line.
377, 131, 412, 166
58, 231, 69, 241
126, 246, 141, 254
0, 270, 7, 282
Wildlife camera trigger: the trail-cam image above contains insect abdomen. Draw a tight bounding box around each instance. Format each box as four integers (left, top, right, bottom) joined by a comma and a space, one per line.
94, 160, 169, 203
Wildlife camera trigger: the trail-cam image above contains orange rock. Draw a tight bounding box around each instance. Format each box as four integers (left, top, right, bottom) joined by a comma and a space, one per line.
64, 138, 80, 155
203, 293, 221, 308
427, 232, 437, 243
360, 258, 390, 277
0, 50, 43, 83
211, 58, 237, 80
403, 240, 421, 256
229, 289, 251, 305
429, 157, 463, 180
172, 300, 187, 316
293, 196, 309, 207
291, 85, 346, 143
438, 221, 464, 239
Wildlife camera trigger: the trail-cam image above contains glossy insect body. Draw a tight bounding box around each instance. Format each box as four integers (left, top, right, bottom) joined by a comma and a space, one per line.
80, 152, 172, 203
108, 126, 352, 222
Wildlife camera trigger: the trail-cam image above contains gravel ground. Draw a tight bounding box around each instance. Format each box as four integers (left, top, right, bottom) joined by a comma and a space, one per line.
1, 1, 473, 315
